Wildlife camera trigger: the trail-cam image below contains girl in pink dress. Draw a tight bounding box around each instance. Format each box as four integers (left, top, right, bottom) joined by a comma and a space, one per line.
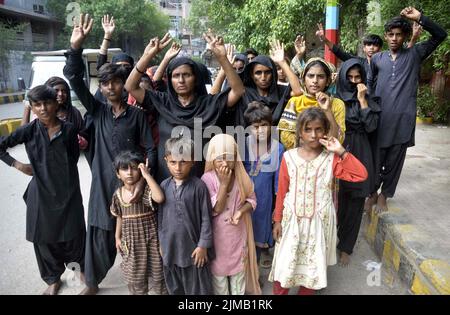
201, 134, 261, 295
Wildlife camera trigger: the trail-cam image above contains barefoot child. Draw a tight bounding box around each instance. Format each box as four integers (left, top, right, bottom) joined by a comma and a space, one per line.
158, 136, 214, 295
243, 101, 284, 267
111, 151, 166, 295
202, 134, 261, 295
0, 85, 86, 295
269, 107, 368, 294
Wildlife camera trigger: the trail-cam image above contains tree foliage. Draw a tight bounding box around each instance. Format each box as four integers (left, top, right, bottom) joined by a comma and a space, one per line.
189, 0, 449, 71
46, 0, 170, 55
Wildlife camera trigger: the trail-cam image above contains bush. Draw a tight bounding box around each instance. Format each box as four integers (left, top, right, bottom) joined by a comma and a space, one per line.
416, 85, 437, 118
416, 85, 450, 123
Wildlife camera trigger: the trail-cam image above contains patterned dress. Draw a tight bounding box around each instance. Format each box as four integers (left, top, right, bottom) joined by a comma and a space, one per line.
269, 149, 367, 290
110, 185, 166, 294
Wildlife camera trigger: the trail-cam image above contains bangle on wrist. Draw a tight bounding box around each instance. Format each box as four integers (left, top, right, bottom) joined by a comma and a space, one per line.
339, 150, 347, 158
104, 37, 111, 42
135, 66, 146, 74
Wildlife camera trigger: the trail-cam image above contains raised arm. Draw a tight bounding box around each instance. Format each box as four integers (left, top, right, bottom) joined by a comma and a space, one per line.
97, 15, 115, 70
210, 44, 234, 95
269, 39, 302, 96
153, 42, 182, 82
125, 34, 172, 104
316, 23, 355, 61
63, 13, 100, 115
400, 7, 448, 60
203, 33, 244, 107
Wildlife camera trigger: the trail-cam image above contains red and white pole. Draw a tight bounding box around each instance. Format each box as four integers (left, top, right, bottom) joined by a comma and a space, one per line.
324, 0, 339, 66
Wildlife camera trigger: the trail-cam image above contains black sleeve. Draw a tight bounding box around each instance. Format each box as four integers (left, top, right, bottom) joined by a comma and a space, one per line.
96, 53, 108, 71
64, 48, 103, 115
414, 15, 448, 61
0, 124, 31, 166
361, 98, 380, 133
154, 80, 167, 92
136, 110, 157, 172
367, 54, 379, 96
331, 44, 356, 62
66, 124, 80, 162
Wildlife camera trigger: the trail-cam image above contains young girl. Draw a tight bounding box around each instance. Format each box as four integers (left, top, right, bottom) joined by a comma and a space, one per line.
278, 57, 346, 150
269, 107, 368, 295
243, 101, 284, 268
201, 134, 261, 295
111, 151, 166, 295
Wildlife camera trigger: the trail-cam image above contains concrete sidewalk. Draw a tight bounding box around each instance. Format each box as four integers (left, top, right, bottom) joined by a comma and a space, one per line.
363, 124, 450, 294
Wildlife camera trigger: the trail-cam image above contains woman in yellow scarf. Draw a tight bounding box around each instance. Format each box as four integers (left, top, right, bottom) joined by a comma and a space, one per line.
278, 57, 346, 150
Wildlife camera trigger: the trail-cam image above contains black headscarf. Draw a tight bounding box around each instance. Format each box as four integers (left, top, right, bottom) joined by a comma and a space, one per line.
150, 57, 227, 128
112, 53, 134, 66
337, 58, 367, 103
240, 55, 290, 125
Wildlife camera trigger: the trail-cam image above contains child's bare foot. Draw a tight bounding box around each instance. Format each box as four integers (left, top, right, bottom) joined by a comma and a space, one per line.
42, 280, 62, 295
339, 252, 351, 267
78, 286, 99, 295
364, 193, 378, 212
375, 193, 388, 213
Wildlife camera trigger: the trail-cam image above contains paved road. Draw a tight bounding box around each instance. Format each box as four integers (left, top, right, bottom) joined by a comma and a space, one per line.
0, 144, 407, 295
0, 102, 24, 121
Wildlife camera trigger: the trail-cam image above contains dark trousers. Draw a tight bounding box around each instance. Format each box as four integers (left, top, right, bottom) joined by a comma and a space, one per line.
374, 143, 408, 198
34, 232, 85, 285
84, 225, 117, 288
337, 190, 365, 255
163, 264, 213, 295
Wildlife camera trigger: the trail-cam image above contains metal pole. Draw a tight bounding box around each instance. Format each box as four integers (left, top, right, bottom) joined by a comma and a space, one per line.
325, 0, 339, 65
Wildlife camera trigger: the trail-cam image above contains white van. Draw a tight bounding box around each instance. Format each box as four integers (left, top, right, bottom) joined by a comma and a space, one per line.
27, 48, 123, 115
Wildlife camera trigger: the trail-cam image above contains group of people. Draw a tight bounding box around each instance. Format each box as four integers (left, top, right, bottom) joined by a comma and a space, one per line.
0, 6, 446, 295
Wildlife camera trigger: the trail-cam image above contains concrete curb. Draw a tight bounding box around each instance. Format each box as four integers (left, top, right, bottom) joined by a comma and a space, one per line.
0, 93, 24, 105
364, 207, 450, 295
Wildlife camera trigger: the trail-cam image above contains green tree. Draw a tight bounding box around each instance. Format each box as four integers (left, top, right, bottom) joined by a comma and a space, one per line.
46, 0, 170, 56
0, 21, 27, 90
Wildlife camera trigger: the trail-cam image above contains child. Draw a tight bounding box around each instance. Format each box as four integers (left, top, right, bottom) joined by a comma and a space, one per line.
336, 59, 380, 266
63, 14, 156, 295
110, 151, 166, 295
243, 101, 284, 268
158, 136, 214, 295
0, 85, 86, 295
269, 107, 368, 295
202, 134, 261, 295
278, 57, 346, 150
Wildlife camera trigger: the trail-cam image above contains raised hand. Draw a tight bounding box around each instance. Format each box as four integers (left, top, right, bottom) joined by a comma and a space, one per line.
203, 31, 227, 59
164, 42, 182, 61
319, 136, 345, 154
316, 23, 325, 41
412, 21, 423, 39
226, 43, 235, 63
294, 35, 306, 57
70, 13, 94, 50
143, 33, 172, 56
400, 6, 421, 22
316, 91, 331, 111
102, 14, 115, 38
138, 159, 151, 179
269, 39, 285, 64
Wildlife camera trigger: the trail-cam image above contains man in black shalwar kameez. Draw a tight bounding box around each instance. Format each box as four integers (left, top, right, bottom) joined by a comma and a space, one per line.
366, 7, 447, 212
63, 14, 156, 295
